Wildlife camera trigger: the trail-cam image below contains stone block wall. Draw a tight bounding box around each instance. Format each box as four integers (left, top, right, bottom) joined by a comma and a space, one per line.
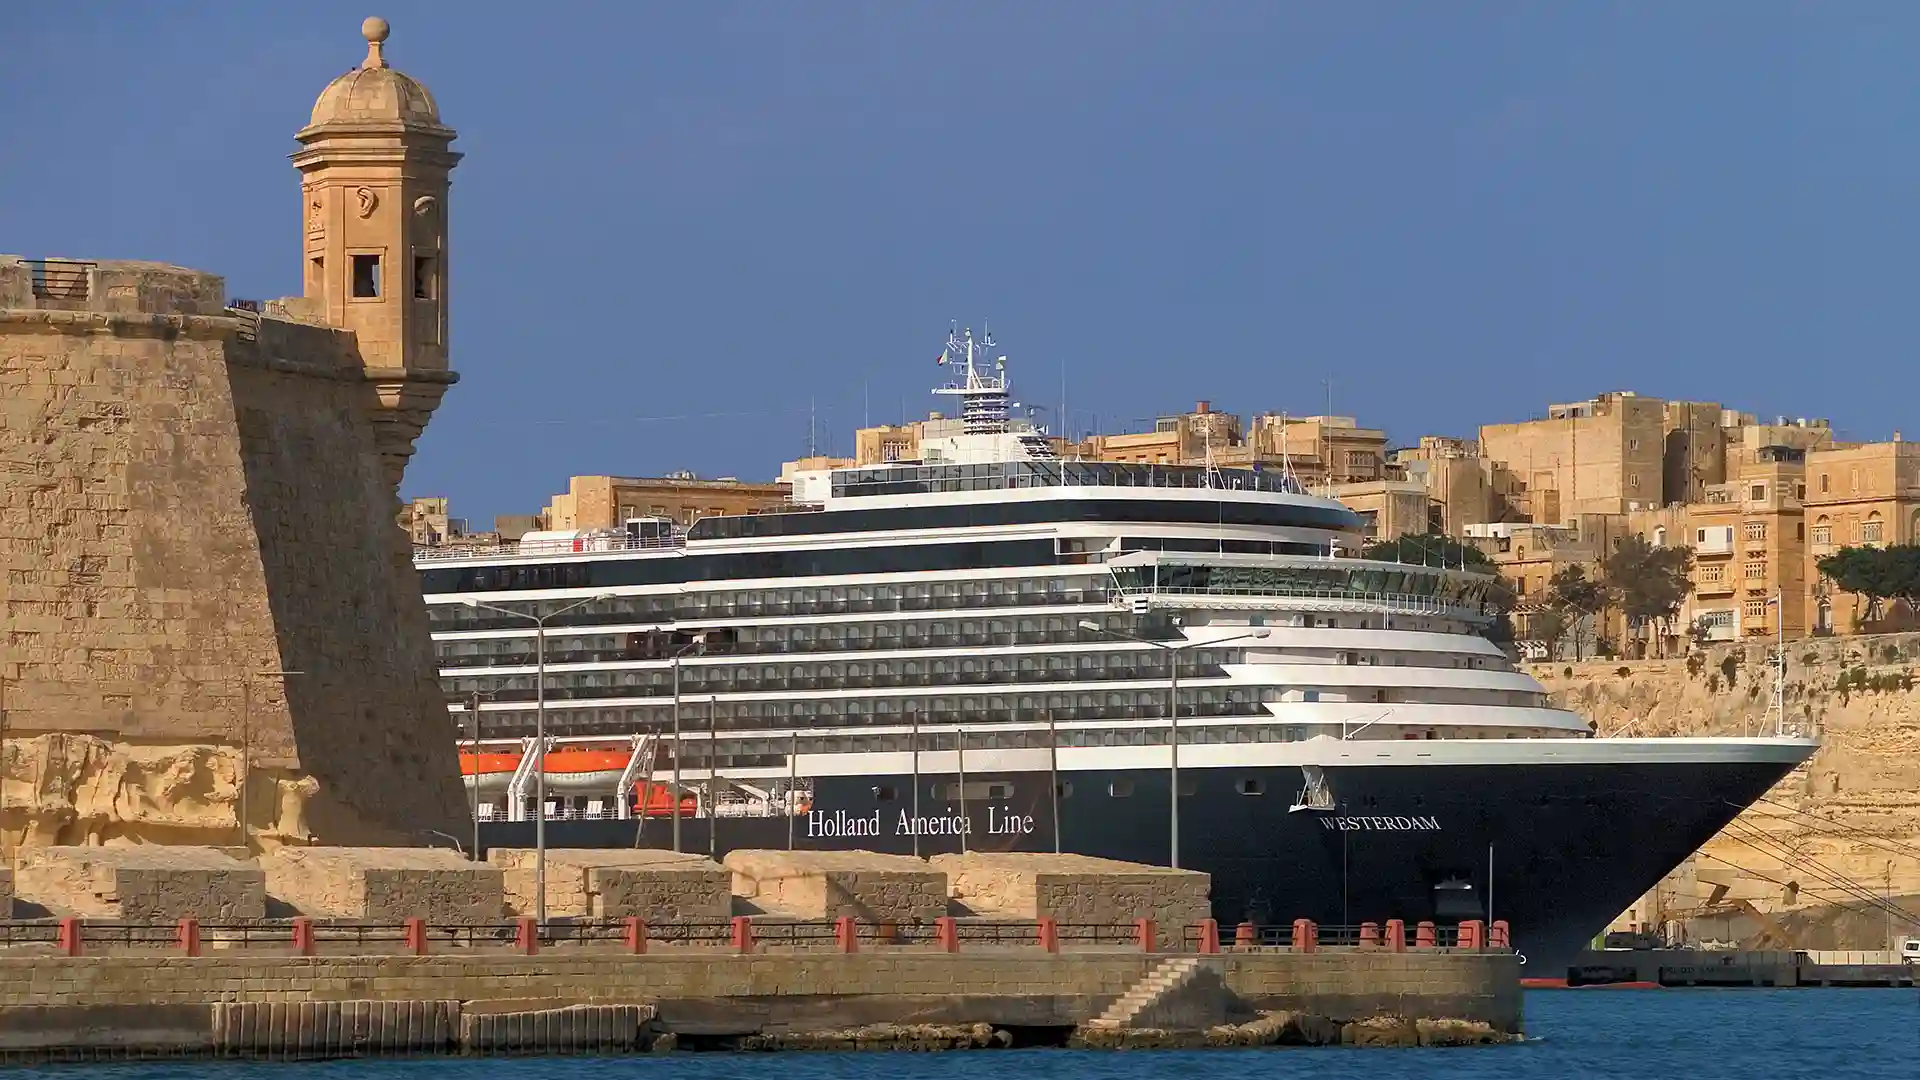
0, 951, 1522, 1032
934, 852, 1210, 950
14, 847, 265, 921
724, 850, 946, 923
488, 849, 728, 920
260, 848, 500, 923
0, 257, 465, 849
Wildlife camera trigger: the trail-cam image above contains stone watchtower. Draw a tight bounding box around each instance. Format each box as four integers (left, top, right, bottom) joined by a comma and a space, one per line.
0, 18, 469, 851
290, 16, 459, 494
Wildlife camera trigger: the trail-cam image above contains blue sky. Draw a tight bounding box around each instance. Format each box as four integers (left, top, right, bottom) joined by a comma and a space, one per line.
4, 2, 1915, 523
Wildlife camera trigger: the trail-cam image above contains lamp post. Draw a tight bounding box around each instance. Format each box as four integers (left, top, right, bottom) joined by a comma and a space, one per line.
238, 670, 304, 850
462, 593, 614, 925
446, 689, 489, 862
1078, 621, 1272, 868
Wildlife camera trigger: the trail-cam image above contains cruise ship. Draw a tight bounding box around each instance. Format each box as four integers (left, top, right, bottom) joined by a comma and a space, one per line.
417, 326, 1816, 975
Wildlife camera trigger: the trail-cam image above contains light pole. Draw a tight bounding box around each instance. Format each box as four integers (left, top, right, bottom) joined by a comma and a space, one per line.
668, 636, 708, 854
238, 670, 304, 851
446, 689, 489, 862
462, 593, 614, 924
1078, 621, 1272, 868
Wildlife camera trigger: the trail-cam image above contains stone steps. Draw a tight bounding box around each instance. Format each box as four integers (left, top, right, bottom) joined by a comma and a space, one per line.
1087, 957, 1205, 1029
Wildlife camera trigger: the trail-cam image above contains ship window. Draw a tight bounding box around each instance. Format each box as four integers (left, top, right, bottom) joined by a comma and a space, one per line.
1236, 778, 1265, 796
872, 785, 897, 801
1055, 781, 1073, 799
1109, 779, 1135, 798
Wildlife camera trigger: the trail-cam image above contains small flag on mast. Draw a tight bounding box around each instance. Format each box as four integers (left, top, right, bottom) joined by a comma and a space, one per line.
936, 350, 948, 366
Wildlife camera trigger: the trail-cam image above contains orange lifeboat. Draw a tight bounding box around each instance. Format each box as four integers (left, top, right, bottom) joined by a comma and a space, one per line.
460, 747, 700, 816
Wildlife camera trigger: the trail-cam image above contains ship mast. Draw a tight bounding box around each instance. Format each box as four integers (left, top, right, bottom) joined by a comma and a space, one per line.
933, 325, 1011, 436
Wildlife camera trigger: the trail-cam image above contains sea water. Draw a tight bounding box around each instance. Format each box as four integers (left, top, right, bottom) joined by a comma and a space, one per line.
12, 989, 1912, 1079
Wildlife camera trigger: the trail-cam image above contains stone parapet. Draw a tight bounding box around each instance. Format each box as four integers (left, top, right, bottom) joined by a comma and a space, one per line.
487, 849, 728, 920
259, 848, 501, 923
933, 852, 1209, 951
13, 847, 265, 921
724, 850, 946, 923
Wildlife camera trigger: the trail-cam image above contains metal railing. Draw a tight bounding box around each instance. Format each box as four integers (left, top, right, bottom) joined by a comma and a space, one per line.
27, 259, 93, 301
1109, 585, 1485, 621
2, 916, 1511, 957
416, 533, 690, 563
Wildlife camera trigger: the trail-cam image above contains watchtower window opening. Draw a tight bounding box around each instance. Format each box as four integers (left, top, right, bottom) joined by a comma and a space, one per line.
413, 256, 436, 299
351, 254, 381, 298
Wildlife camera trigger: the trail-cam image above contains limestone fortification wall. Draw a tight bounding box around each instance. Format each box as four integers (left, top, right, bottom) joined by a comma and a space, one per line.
1536, 632, 1920, 939
0, 258, 465, 849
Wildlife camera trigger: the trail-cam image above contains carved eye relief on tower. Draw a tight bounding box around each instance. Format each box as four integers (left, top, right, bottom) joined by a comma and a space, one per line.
306, 190, 325, 235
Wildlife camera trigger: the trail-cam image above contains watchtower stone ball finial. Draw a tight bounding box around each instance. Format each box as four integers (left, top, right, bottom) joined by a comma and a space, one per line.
361, 16, 391, 68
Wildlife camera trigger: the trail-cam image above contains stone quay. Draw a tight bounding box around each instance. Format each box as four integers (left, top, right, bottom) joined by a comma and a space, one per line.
0, 844, 1521, 1059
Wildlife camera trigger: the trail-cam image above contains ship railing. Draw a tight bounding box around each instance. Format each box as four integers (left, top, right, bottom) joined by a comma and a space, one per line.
2, 917, 1512, 956
1109, 585, 1483, 621
414, 533, 689, 563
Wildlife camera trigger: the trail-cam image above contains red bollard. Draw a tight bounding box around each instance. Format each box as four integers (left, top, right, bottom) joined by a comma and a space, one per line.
1458, 920, 1485, 951
515, 917, 540, 956
1197, 918, 1221, 955
1359, 921, 1380, 948
835, 916, 859, 954
731, 915, 754, 954
57, 917, 82, 958
1234, 922, 1257, 950
1036, 917, 1059, 954
177, 918, 201, 958
624, 917, 649, 954
1385, 919, 1407, 952
1490, 920, 1511, 949
1291, 918, 1317, 954
1415, 920, 1437, 949
404, 917, 428, 956
1135, 918, 1158, 954
292, 917, 316, 956
934, 916, 959, 953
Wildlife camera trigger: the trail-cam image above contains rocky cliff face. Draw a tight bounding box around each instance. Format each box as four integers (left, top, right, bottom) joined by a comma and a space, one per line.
1533, 633, 1920, 946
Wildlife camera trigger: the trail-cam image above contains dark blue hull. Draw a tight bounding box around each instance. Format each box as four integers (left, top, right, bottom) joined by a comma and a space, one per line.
477, 756, 1797, 977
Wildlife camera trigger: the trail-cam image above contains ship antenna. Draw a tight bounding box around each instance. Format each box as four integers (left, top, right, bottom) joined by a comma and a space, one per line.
933, 321, 1012, 437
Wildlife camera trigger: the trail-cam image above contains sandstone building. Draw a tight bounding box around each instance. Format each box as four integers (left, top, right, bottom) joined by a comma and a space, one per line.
0, 18, 467, 850
540, 473, 791, 531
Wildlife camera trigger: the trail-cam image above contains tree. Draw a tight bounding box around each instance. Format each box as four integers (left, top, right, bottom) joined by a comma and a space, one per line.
1603, 537, 1694, 657
1527, 606, 1570, 660
1545, 564, 1610, 660
1816, 544, 1920, 628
